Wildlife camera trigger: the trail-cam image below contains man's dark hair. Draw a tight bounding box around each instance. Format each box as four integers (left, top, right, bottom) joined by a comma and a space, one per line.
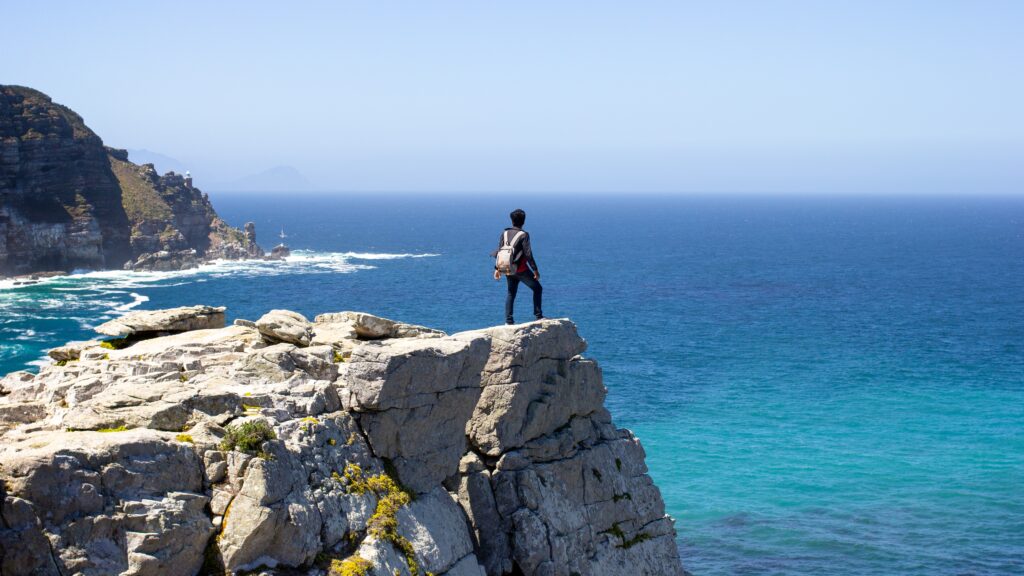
510, 209, 526, 227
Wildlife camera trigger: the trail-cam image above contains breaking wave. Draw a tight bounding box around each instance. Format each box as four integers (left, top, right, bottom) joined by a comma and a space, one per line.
0, 249, 439, 372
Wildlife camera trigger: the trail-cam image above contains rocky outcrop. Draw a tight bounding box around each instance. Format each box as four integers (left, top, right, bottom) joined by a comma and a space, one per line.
95, 305, 226, 338
0, 85, 268, 277
0, 309, 684, 576
111, 152, 265, 271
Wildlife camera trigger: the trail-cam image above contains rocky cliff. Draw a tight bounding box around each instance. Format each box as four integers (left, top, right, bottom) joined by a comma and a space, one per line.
0, 86, 264, 277
0, 308, 685, 576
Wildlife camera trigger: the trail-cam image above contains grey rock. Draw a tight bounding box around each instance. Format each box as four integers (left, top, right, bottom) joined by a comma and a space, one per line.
460, 320, 605, 456
47, 340, 101, 362
396, 487, 482, 575
0, 307, 684, 576
256, 309, 313, 347
317, 311, 446, 340
345, 335, 489, 492
95, 305, 226, 338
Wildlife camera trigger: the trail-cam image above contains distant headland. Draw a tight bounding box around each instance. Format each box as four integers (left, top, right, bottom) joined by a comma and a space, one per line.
0, 85, 287, 279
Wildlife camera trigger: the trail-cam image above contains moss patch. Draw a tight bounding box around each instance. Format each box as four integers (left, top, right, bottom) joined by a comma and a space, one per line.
175, 433, 194, 443
600, 522, 651, 549
620, 532, 652, 549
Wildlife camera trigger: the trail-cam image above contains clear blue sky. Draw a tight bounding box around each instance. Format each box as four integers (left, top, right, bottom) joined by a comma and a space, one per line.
5, 1, 1022, 193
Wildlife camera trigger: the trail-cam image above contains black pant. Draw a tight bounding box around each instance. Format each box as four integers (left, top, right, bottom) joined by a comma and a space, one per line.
506, 272, 543, 324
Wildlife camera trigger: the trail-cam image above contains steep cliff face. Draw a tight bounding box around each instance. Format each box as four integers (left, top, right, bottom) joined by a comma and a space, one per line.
0, 309, 685, 576
0, 85, 264, 276
0, 85, 132, 275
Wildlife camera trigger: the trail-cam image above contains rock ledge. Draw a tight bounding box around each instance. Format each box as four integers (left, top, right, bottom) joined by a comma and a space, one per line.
0, 307, 684, 576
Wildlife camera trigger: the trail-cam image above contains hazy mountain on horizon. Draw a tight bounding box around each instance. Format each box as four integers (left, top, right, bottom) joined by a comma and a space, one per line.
126, 151, 315, 192
208, 166, 314, 192
126, 149, 190, 176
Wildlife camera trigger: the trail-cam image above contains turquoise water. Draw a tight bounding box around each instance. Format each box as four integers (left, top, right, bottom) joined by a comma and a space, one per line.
2, 194, 1022, 575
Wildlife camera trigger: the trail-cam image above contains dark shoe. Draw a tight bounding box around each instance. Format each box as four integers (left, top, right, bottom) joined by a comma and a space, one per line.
505, 320, 515, 325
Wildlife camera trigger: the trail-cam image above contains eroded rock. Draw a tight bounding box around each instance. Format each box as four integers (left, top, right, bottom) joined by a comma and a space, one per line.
95, 305, 226, 338
256, 309, 313, 347
0, 308, 684, 576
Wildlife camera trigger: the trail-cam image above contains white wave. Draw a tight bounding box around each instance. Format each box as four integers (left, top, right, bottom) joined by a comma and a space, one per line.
0, 250, 439, 297
114, 293, 149, 312
15, 330, 54, 342
339, 252, 440, 260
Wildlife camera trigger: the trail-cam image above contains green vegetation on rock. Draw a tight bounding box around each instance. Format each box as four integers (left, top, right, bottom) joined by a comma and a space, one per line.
110, 157, 174, 223
220, 420, 276, 455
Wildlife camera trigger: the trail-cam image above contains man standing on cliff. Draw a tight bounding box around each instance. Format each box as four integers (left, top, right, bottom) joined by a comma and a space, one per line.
493, 208, 543, 324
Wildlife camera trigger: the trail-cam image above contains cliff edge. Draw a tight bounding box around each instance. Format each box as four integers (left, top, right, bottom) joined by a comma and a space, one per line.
0, 308, 685, 576
0, 86, 266, 277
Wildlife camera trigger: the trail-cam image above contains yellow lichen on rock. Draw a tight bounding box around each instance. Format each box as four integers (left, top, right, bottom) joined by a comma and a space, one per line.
329, 555, 372, 576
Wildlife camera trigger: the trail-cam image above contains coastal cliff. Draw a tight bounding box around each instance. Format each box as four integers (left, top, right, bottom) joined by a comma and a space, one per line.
0, 307, 685, 576
0, 85, 264, 277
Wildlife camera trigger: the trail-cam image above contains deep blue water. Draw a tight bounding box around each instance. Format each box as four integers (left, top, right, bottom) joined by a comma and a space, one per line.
2, 193, 1023, 575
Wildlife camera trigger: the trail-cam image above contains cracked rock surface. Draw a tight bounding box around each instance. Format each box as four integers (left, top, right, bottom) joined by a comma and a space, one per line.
0, 308, 684, 576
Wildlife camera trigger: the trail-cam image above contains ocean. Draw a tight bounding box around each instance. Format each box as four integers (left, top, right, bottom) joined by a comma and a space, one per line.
2, 193, 1022, 575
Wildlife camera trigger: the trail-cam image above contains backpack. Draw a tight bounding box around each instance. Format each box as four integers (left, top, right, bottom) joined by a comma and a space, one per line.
495, 229, 526, 275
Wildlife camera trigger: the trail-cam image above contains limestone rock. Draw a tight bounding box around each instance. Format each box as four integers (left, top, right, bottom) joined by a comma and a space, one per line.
0, 429, 209, 576
345, 335, 489, 493
309, 317, 359, 352
47, 340, 102, 362
256, 309, 313, 347
461, 320, 604, 456
95, 305, 226, 338
317, 311, 446, 340
0, 307, 684, 576
395, 487, 483, 575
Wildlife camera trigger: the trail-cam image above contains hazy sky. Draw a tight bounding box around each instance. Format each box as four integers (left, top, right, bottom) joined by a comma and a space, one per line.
5, 1, 1023, 193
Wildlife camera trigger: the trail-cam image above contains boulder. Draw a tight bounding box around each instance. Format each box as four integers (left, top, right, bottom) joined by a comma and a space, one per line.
255, 309, 313, 347
95, 305, 226, 338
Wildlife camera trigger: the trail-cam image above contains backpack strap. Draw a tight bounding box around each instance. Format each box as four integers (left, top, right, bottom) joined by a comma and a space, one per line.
506, 230, 525, 248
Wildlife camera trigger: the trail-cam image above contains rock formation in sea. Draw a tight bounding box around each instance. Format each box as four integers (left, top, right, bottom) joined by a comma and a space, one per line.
0, 85, 271, 277
0, 307, 685, 576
